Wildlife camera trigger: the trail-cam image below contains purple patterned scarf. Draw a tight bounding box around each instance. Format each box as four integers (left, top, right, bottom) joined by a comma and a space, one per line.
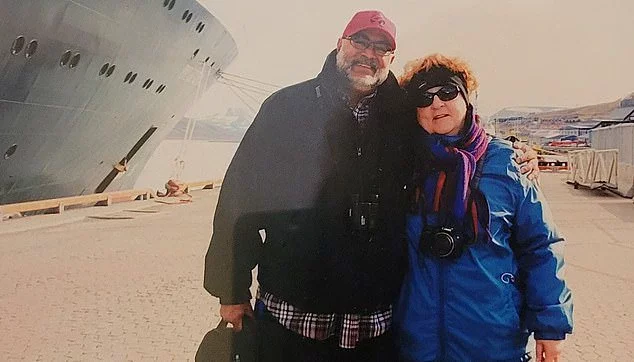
416, 109, 491, 242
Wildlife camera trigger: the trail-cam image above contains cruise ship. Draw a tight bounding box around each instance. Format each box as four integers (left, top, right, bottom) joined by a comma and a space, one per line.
0, 0, 237, 204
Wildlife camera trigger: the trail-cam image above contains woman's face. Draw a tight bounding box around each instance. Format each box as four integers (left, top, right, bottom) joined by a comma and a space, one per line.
416, 85, 468, 136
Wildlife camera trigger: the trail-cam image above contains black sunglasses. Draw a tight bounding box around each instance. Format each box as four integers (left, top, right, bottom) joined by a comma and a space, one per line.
343, 36, 394, 56
411, 84, 460, 108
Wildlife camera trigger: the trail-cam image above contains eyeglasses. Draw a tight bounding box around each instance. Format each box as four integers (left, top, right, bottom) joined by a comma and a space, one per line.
411, 84, 460, 108
343, 36, 394, 56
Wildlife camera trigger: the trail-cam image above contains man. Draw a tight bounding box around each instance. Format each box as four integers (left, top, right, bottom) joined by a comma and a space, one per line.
204, 10, 537, 361
205, 10, 407, 361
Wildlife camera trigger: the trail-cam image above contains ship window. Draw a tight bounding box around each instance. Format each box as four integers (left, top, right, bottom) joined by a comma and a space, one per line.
148, 80, 154, 88
4, 144, 17, 160
196, 22, 201, 31
125, 72, 132, 83
11, 36, 26, 55
25, 40, 38, 58
99, 63, 110, 76
106, 64, 116, 77
199, 24, 205, 33
168, 0, 175, 10
182, 10, 189, 20
192, 48, 199, 58
143, 79, 150, 88
204, 56, 210, 63
130, 73, 137, 83
186, 13, 193, 23
210, 62, 215, 68
60, 50, 72, 66
69, 53, 81, 68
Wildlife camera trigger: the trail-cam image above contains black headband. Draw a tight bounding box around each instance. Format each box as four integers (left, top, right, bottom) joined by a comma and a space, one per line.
407, 67, 469, 100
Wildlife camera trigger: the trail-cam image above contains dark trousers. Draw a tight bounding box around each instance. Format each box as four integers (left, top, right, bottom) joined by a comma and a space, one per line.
256, 312, 396, 362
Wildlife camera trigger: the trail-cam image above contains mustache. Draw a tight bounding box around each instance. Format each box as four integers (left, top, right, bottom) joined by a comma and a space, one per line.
351, 57, 378, 71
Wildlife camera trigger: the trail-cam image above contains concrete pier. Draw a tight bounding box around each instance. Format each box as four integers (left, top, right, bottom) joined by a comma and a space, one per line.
0, 172, 632, 361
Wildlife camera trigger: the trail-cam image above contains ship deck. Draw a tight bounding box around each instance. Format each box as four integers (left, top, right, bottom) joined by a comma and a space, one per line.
1, 172, 632, 360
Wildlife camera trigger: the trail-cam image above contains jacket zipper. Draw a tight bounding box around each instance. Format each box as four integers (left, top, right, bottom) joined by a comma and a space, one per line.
439, 261, 447, 361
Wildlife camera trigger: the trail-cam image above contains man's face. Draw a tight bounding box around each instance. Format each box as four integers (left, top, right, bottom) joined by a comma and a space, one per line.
335, 28, 395, 93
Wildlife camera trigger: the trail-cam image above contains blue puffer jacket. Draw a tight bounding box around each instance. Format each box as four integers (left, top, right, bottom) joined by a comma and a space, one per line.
394, 138, 573, 362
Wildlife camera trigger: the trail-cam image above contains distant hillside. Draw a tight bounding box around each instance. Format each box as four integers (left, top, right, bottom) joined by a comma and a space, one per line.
535, 93, 634, 120
535, 99, 621, 120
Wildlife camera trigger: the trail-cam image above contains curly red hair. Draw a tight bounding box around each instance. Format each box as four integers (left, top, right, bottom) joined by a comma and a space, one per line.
399, 53, 479, 94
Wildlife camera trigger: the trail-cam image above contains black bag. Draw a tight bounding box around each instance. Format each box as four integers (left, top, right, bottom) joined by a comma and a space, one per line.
195, 317, 257, 362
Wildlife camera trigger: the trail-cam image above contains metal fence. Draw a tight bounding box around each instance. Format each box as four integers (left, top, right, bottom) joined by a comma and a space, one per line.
567, 149, 618, 189
591, 123, 634, 165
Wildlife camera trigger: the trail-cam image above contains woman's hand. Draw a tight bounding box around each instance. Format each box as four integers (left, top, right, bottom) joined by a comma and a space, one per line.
513, 141, 540, 181
535, 339, 563, 362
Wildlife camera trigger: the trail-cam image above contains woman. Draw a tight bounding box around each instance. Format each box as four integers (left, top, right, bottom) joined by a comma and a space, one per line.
393, 54, 573, 362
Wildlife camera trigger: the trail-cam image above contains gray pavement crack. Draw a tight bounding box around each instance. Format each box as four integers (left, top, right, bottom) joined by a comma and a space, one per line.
567, 262, 633, 283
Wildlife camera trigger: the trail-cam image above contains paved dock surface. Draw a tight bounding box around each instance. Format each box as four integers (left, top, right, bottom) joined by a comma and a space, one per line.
0, 173, 632, 361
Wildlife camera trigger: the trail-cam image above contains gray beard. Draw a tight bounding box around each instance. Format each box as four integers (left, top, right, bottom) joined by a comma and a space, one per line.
336, 53, 384, 93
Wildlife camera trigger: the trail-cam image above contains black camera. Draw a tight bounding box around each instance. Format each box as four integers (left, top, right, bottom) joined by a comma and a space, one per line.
420, 226, 468, 259
349, 193, 380, 233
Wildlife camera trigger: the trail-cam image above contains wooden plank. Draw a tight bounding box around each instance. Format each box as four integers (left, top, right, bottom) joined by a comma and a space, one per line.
0, 194, 107, 214
0, 181, 220, 216
186, 179, 223, 190
0, 189, 153, 215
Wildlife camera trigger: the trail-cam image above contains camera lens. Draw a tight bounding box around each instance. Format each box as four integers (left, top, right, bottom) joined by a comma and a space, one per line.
430, 230, 455, 258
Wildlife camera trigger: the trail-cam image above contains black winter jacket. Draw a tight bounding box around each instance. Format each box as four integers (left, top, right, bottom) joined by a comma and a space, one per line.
204, 50, 413, 313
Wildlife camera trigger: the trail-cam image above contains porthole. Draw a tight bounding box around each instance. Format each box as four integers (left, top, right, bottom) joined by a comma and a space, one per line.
168, 0, 175, 10
130, 73, 137, 83
69, 53, 81, 68
99, 63, 110, 76
196, 22, 202, 31
199, 24, 205, 32
192, 48, 199, 58
182, 10, 189, 20
124, 72, 132, 82
186, 13, 192, 23
210, 62, 215, 68
148, 80, 154, 88
60, 50, 72, 66
11, 36, 26, 55
4, 144, 17, 160
106, 64, 116, 77
204, 56, 210, 63
25, 40, 38, 58
143, 79, 150, 88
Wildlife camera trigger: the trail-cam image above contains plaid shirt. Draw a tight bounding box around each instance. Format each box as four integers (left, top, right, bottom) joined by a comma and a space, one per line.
255, 92, 390, 350
257, 289, 392, 349
350, 91, 376, 128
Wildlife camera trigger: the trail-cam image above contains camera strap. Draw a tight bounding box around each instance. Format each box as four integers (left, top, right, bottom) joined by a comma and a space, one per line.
470, 156, 486, 191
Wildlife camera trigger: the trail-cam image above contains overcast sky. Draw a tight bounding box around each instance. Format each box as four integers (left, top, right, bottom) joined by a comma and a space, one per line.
189, 0, 634, 118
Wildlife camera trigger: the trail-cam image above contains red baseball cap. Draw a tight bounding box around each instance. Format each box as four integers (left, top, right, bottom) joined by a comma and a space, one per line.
342, 10, 397, 50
